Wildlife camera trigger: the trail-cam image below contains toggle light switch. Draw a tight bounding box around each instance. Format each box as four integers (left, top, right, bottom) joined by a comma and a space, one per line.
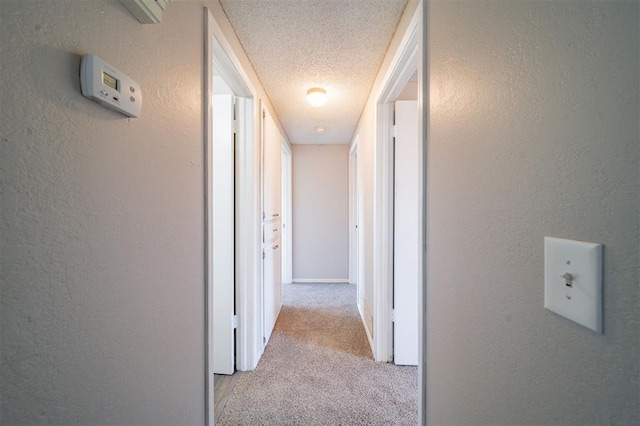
544, 237, 603, 333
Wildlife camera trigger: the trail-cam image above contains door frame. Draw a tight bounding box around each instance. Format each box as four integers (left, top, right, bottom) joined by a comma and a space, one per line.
372, 4, 425, 422
281, 143, 293, 284
349, 141, 358, 287
372, 4, 420, 365
204, 7, 262, 425
206, 1, 427, 423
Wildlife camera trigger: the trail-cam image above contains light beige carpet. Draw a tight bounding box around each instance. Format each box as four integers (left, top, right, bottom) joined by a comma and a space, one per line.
217, 282, 418, 425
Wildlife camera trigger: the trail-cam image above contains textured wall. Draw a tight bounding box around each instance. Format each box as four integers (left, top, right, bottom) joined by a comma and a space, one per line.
426, 1, 639, 424
1, 1, 212, 423
292, 144, 349, 281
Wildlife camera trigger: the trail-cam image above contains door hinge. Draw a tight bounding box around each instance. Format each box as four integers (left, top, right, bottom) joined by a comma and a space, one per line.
262, 251, 265, 260
391, 308, 396, 322
263, 336, 267, 345
262, 110, 266, 118
233, 119, 239, 133
390, 125, 397, 138
232, 315, 239, 329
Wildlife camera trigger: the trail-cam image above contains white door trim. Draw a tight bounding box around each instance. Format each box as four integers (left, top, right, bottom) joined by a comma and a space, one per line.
371, 2, 427, 421
281, 143, 293, 284
204, 8, 262, 424
204, 11, 214, 424
349, 141, 358, 286
419, 2, 427, 422
372, 3, 420, 364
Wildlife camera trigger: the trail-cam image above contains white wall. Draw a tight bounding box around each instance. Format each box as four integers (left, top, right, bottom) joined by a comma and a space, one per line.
0, 0, 288, 423
426, 1, 639, 424
292, 144, 349, 281
0, 1, 207, 423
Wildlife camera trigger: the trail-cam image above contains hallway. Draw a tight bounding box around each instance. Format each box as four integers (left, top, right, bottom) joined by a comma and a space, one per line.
2, 1, 638, 424
217, 283, 418, 425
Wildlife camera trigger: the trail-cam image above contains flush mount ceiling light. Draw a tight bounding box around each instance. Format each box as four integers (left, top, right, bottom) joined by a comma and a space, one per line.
315, 126, 326, 133
307, 87, 327, 107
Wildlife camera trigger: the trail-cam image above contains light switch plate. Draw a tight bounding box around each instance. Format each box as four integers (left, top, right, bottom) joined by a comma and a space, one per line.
544, 237, 603, 333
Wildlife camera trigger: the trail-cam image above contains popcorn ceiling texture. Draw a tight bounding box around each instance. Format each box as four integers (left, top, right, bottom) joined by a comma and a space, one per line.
219, 0, 409, 144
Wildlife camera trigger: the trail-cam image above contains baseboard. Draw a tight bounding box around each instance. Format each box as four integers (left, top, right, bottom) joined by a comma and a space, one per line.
292, 278, 350, 283
358, 299, 375, 355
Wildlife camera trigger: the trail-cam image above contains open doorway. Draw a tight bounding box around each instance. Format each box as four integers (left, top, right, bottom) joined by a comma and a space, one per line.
206, 1, 426, 423
210, 42, 256, 378
372, 9, 420, 365
205, 8, 262, 425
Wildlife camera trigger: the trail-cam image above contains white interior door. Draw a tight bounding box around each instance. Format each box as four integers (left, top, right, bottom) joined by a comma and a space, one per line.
393, 100, 419, 366
263, 240, 281, 344
261, 108, 283, 347
213, 93, 235, 375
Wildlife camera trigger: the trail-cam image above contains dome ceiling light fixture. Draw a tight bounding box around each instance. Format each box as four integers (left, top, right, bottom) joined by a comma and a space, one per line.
315, 126, 326, 133
307, 87, 327, 107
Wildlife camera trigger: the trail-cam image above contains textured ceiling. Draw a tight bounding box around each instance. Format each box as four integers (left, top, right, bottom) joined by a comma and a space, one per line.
219, 0, 409, 144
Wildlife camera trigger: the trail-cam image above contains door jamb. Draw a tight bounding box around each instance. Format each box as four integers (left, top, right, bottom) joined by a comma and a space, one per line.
419, 2, 428, 422
349, 141, 358, 287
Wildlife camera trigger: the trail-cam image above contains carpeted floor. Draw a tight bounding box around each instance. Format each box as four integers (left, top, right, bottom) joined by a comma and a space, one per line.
217, 282, 418, 425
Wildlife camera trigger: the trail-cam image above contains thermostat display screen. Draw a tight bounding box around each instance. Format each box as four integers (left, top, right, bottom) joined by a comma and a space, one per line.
102, 71, 118, 90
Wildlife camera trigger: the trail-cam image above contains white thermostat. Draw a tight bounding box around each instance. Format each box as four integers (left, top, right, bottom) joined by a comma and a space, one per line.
80, 54, 142, 118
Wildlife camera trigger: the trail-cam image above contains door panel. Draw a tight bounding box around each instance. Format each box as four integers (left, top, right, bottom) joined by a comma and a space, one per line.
393, 100, 419, 366
213, 94, 235, 375
263, 240, 281, 345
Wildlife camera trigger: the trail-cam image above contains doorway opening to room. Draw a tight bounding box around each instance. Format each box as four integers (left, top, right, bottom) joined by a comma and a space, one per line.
205, 9, 261, 424
370, 8, 421, 369
206, 1, 426, 423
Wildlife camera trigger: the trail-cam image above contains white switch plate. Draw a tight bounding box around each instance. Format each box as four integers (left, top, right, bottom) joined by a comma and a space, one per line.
544, 237, 603, 333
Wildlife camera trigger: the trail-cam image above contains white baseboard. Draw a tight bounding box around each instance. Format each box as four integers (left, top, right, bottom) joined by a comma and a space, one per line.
292, 278, 350, 283
358, 299, 375, 354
